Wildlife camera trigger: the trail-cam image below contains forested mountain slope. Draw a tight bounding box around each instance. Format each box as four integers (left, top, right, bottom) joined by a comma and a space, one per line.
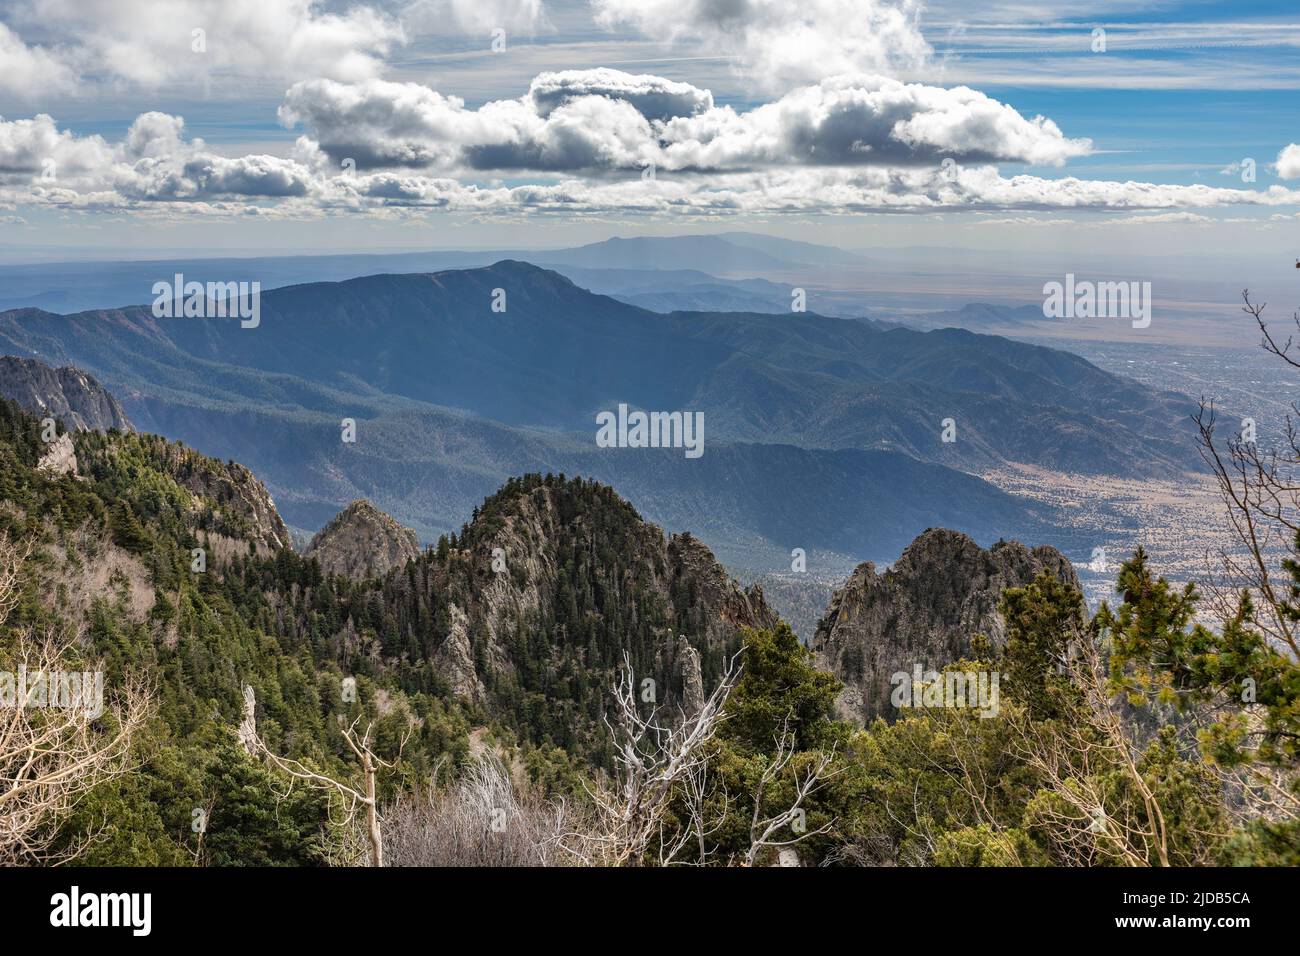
0, 400, 776, 859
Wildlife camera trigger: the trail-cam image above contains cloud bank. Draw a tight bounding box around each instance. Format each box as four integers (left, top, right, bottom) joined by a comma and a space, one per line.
1, 104, 1296, 221
278, 70, 1092, 174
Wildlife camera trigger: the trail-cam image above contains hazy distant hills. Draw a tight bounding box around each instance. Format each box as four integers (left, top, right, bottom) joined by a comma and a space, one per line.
530, 235, 798, 272
0, 232, 849, 314
0, 230, 1062, 330
556, 266, 801, 315
0, 257, 1199, 569
120, 396, 1051, 570
0, 261, 1199, 473
0, 231, 1260, 350
707, 232, 867, 267
895, 302, 1049, 330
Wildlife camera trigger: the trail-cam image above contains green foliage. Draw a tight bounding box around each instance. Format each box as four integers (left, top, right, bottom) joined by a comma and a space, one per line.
196, 733, 330, 867
342, 473, 750, 764
1103, 548, 1300, 770
840, 572, 1238, 868
0, 405, 475, 865
522, 743, 590, 800
1134, 726, 1228, 865
934, 825, 1049, 867
1095, 547, 1299, 865
722, 623, 845, 754
849, 697, 1040, 865
662, 625, 859, 865
59, 729, 329, 867
1221, 819, 1300, 866
1000, 571, 1086, 720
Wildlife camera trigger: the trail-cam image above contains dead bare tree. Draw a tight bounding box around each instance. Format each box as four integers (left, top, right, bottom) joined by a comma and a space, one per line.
744, 718, 837, 866
666, 751, 730, 866
565, 652, 842, 867
244, 693, 409, 867
1195, 291, 1300, 657
1189, 288, 1300, 804
0, 533, 29, 624
565, 651, 738, 866
383, 753, 582, 866
0, 534, 152, 864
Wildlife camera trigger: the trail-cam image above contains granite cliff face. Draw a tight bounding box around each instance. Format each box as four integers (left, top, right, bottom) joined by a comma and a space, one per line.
812, 528, 1079, 724
0, 356, 133, 433
306, 500, 421, 581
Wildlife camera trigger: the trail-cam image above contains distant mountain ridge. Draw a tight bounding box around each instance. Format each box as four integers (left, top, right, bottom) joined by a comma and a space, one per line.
883, 302, 1058, 333
0, 232, 855, 314
0, 261, 1199, 475
524, 234, 798, 272
0, 259, 1187, 570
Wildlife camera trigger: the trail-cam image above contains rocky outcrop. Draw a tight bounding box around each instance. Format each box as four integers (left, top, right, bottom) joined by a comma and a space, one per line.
37, 432, 78, 476
436, 604, 487, 705
146, 439, 291, 552
657, 533, 775, 715
667, 532, 778, 643
238, 685, 258, 755
306, 500, 421, 582
0, 356, 133, 432
812, 528, 1079, 725
673, 634, 705, 716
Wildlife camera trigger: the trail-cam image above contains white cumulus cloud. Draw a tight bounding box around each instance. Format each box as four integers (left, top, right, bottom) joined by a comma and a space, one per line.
1276, 144, 1300, 179
0, 22, 76, 99
2, 0, 404, 90
591, 0, 932, 91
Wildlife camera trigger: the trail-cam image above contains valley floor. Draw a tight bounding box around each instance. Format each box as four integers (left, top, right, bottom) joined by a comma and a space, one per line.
980, 464, 1236, 610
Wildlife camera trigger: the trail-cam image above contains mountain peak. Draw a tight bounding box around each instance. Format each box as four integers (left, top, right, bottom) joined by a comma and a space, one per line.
306, 499, 421, 582
813, 527, 1079, 724
481, 258, 578, 283
393, 472, 778, 722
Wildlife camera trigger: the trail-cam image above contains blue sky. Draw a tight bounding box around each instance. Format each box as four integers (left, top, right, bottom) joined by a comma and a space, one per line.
0, 0, 1297, 259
